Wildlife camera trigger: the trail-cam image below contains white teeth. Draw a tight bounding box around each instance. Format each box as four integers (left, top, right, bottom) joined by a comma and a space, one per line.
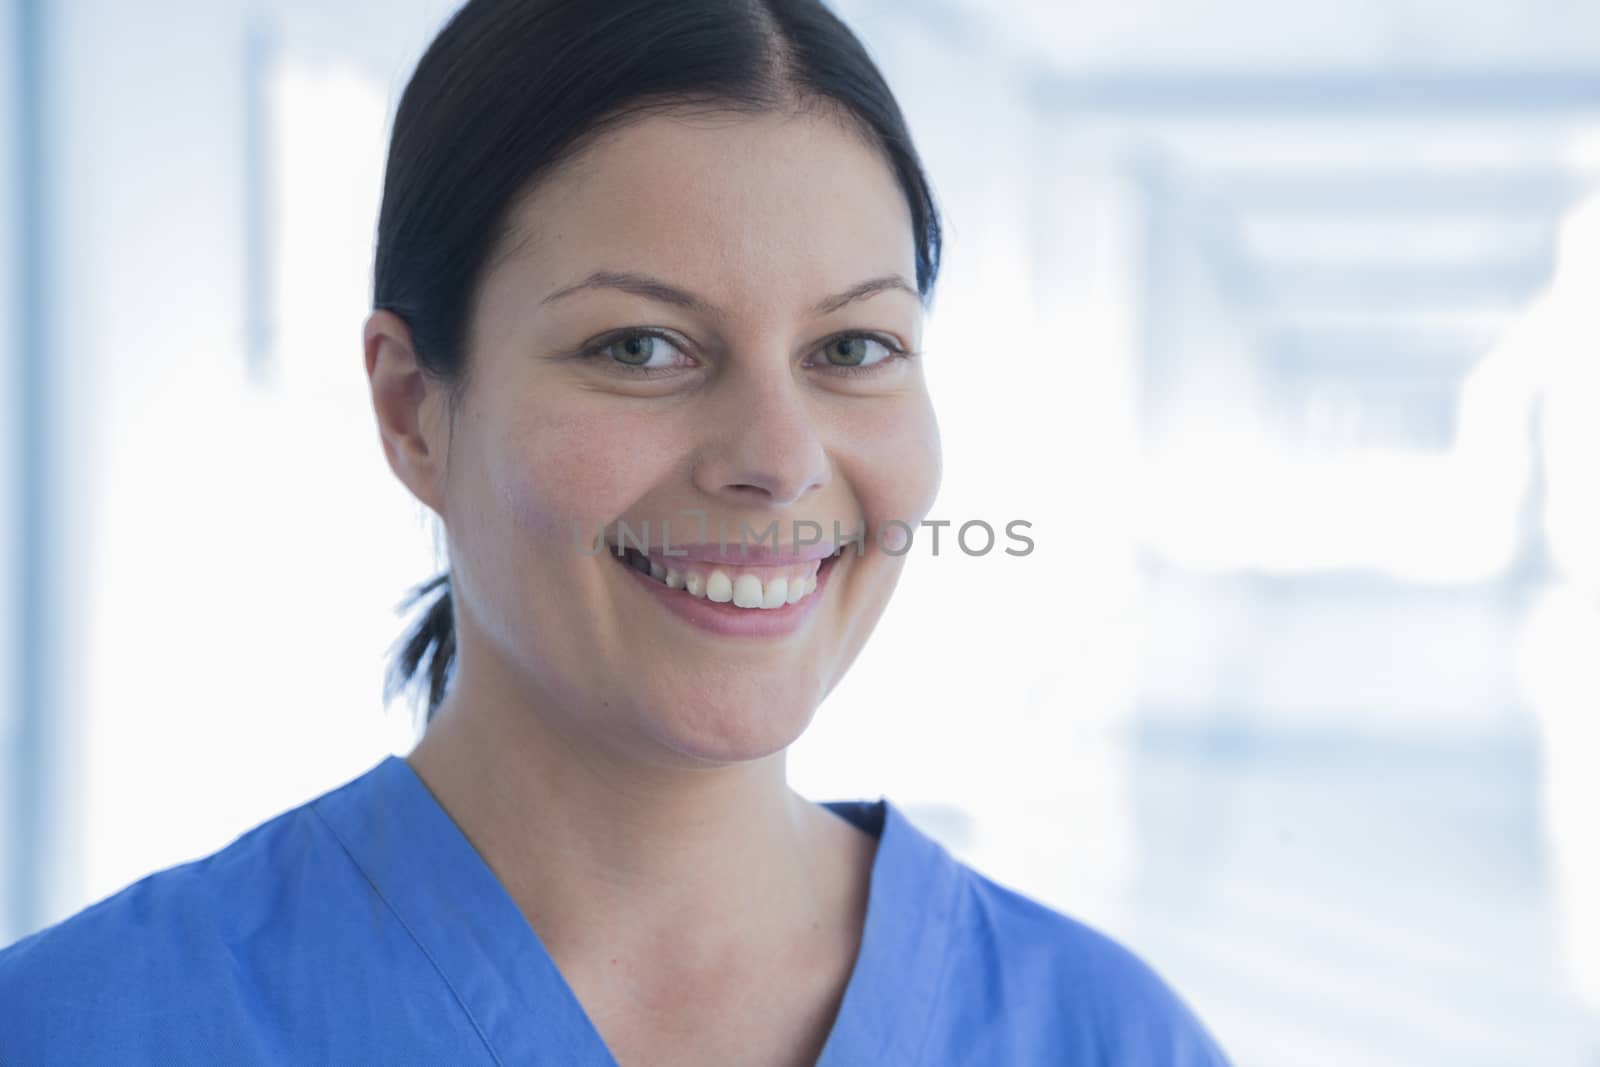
625, 552, 826, 609
732, 574, 764, 609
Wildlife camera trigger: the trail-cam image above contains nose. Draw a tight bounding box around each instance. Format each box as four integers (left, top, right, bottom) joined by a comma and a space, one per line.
692, 364, 830, 508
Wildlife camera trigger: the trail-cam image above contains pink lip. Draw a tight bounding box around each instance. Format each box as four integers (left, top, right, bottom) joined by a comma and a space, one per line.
612, 551, 841, 637
607, 540, 857, 566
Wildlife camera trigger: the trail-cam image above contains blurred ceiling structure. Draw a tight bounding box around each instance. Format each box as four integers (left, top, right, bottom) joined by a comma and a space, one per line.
953, 0, 1600, 70
873, 0, 1600, 557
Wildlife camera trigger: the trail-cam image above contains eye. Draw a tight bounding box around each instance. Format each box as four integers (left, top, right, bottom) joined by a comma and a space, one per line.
812, 333, 905, 372
583, 329, 693, 373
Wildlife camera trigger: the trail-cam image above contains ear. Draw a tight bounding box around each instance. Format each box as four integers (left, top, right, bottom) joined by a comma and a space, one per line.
363, 310, 451, 517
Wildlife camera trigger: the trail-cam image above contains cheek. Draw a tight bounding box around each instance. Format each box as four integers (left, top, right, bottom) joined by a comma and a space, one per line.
489, 400, 678, 548
839, 394, 942, 530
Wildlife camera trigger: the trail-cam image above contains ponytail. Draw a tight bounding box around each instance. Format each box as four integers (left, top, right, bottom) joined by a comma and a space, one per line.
385, 571, 456, 726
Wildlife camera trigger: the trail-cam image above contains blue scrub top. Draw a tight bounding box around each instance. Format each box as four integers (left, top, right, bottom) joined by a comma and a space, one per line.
0, 756, 1234, 1065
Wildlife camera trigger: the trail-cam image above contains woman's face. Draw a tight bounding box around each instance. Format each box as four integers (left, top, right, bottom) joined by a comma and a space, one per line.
429, 107, 939, 767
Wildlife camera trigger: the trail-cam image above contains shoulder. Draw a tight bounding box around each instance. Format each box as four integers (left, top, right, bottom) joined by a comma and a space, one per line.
940, 862, 1236, 1065
0, 801, 322, 975
0, 802, 338, 1062
843, 798, 1236, 1063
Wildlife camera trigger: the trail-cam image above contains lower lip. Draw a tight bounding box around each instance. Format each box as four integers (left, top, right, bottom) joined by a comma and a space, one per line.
614, 553, 840, 637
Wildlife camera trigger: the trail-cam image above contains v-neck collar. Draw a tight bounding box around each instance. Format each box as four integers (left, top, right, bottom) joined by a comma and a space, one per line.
311, 755, 960, 1066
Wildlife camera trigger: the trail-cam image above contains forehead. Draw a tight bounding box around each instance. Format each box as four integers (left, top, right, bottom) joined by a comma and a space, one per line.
487, 108, 918, 319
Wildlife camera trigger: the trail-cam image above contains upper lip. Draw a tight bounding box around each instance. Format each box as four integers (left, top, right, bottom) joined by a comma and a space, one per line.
607, 537, 857, 566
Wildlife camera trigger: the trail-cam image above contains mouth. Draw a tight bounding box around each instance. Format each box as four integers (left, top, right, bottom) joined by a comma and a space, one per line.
600, 524, 860, 638
610, 543, 846, 612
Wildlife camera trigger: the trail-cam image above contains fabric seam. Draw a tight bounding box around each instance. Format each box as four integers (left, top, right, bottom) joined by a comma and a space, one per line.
905, 852, 961, 1065
307, 803, 506, 1067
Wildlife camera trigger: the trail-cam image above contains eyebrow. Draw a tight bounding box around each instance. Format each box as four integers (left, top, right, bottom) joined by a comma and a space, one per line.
539, 270, 919, 317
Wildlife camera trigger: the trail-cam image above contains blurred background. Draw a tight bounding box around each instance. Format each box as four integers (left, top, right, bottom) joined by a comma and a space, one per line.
5, 0, 1600, 1063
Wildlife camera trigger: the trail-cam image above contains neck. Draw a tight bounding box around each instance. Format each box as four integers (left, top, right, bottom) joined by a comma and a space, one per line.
405, 664, 837, 971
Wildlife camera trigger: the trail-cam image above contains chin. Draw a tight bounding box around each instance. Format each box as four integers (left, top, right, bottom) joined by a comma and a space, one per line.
641, 684, 822, 766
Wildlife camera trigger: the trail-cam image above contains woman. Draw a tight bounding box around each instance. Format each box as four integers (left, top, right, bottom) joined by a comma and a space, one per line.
0, 1, 1235, 1063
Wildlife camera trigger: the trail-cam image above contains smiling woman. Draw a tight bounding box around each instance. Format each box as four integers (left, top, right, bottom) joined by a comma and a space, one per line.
375, 99, 943, 772
0, 1, 1232, 1065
